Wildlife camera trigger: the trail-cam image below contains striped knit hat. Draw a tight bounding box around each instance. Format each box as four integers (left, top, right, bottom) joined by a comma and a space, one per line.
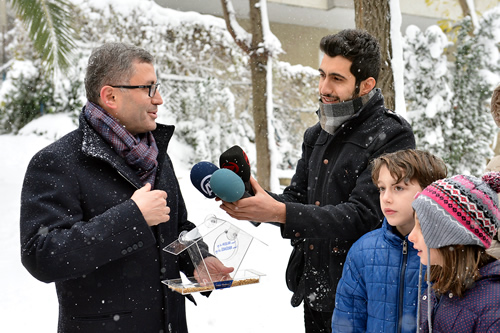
412, 172, 500, 249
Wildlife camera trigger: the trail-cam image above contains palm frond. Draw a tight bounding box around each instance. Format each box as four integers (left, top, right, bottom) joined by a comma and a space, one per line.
10, 0, 76, 72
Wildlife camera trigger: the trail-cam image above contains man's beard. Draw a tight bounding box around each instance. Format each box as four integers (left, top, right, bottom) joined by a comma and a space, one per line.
320, 85, 360, 103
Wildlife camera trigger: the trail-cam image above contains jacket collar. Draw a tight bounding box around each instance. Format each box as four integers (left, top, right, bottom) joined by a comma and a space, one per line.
315, 89, 385, 144
382, 218, 414, 249
478, 259, 500, 281
317, 89, 377, 135
79, 108, 175, 189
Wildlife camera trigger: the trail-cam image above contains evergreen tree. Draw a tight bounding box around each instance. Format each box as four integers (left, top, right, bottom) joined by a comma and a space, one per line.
405, 7, 500, 176
0, 18, 83, 133
404, 24, 453, 166
0, 60, 55, 134
446, 17, 496, 175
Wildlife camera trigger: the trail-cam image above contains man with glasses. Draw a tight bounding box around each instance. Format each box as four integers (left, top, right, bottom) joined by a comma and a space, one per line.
20, 42, 231, 332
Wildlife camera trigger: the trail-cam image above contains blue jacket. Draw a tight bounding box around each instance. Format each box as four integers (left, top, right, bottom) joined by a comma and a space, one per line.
419, 260, 500, 333
332, 219, 422, 333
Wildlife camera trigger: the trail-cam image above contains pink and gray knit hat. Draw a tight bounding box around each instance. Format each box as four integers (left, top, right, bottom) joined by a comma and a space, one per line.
412, 172, 500, 249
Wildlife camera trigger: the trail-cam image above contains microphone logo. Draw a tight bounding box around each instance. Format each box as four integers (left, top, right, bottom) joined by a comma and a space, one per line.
200, 175, 213, 196
242, 150, 250, 166
221, 162, 240, 173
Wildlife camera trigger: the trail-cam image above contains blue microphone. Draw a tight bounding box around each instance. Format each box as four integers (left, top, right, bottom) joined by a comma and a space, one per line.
209, 168, 245, 202
190, 161, 219, 198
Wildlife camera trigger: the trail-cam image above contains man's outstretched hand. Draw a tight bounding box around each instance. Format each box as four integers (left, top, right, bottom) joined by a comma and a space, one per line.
194, 256, 234, 285
219, 176, 286, 223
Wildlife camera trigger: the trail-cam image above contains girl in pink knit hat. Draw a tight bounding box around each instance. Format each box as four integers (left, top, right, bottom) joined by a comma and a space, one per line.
409, 172, 500, 333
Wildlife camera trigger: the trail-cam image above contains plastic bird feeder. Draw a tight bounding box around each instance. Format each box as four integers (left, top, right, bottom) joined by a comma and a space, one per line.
162, 215, 266, 294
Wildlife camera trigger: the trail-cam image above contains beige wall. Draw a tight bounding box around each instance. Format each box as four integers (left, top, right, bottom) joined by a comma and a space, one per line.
158, 0, 499, 69
241, 0, 500, 69
270, 22, 334, 68
239, 18, 334, 69
269, 0, 329, 10
269, 0, 500, 19
400, 0, 499, 20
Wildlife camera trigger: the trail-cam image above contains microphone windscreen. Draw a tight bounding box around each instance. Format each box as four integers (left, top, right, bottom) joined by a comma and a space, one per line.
210, 168, 245, 202
219, 145, 251, 182
190, 161, 219, 198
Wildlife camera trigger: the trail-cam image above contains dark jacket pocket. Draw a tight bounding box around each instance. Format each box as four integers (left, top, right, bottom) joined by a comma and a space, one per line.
286, 239, 305, 292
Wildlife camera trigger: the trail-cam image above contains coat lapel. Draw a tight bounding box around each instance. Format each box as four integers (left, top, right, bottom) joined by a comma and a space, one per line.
80, 114, 144, 189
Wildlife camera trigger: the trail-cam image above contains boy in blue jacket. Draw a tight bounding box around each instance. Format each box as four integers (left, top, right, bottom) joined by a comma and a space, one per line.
331, 149, 447, 333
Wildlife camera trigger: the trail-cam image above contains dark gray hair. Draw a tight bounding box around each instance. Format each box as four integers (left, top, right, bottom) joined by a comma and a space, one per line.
84, 43, 154, 103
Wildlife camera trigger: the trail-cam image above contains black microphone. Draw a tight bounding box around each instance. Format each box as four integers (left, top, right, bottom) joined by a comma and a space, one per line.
190, 161, 219, 199
219, 145, 254, 196
220, 145, 261, 227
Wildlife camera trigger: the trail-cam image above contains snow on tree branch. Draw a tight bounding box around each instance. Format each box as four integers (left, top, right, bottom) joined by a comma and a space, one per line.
221, 0, 252, 54
256, 0, 283, 57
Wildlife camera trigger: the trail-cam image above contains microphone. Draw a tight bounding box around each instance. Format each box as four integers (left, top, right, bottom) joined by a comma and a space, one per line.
219, 145, 254, 196
219, 145, 261, 227
209, 168, 245, 202
190, 161, 219, 198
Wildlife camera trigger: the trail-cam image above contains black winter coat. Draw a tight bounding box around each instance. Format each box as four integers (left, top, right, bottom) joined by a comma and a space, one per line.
20, 112, 196, 332
275, 89, 415, 312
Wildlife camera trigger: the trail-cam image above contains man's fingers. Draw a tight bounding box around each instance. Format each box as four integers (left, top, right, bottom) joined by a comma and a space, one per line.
150, 189, 167, 200
165, 206, 171, 221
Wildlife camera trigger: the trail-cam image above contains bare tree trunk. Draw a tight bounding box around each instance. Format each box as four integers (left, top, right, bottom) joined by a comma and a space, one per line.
458, 0, 475, 33
354, 0, 395, 111
458, 0, 472, 18
221, 0, 271, 190
248, 0, 271, 190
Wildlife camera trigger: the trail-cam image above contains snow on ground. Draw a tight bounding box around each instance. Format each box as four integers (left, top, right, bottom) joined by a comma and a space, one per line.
0, 114, 302, 332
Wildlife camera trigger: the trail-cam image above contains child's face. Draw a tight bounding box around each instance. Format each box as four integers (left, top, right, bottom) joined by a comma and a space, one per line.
408, 215, 443, 266
376, 165, 422, 236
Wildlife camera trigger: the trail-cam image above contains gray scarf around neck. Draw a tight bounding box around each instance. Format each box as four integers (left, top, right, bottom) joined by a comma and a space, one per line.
318, 89, 377, 135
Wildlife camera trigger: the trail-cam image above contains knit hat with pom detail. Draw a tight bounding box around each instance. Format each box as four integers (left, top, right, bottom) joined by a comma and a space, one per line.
412, 172, 500, 249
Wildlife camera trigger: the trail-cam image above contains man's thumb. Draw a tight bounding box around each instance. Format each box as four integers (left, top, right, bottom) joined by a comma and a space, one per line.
249, 176, 261, 193
140, 183, 152, 192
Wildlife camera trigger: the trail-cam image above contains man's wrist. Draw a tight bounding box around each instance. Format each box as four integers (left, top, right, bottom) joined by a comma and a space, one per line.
275, 202, 287, 224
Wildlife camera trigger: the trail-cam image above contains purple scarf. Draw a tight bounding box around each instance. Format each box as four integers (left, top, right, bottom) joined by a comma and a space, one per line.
84, 101, 159, 187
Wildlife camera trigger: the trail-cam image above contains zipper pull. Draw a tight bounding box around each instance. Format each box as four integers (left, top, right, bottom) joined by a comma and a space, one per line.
402, 240, 407, 255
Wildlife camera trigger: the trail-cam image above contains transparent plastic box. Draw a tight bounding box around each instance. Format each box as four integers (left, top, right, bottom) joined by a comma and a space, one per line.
162, 215, 267, 294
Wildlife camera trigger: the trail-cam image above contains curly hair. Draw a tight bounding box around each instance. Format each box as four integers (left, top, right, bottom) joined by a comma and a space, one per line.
320, 29, 381, 87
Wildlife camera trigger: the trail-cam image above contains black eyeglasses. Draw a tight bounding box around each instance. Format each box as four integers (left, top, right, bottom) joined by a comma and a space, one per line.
110, 83, 160, 98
